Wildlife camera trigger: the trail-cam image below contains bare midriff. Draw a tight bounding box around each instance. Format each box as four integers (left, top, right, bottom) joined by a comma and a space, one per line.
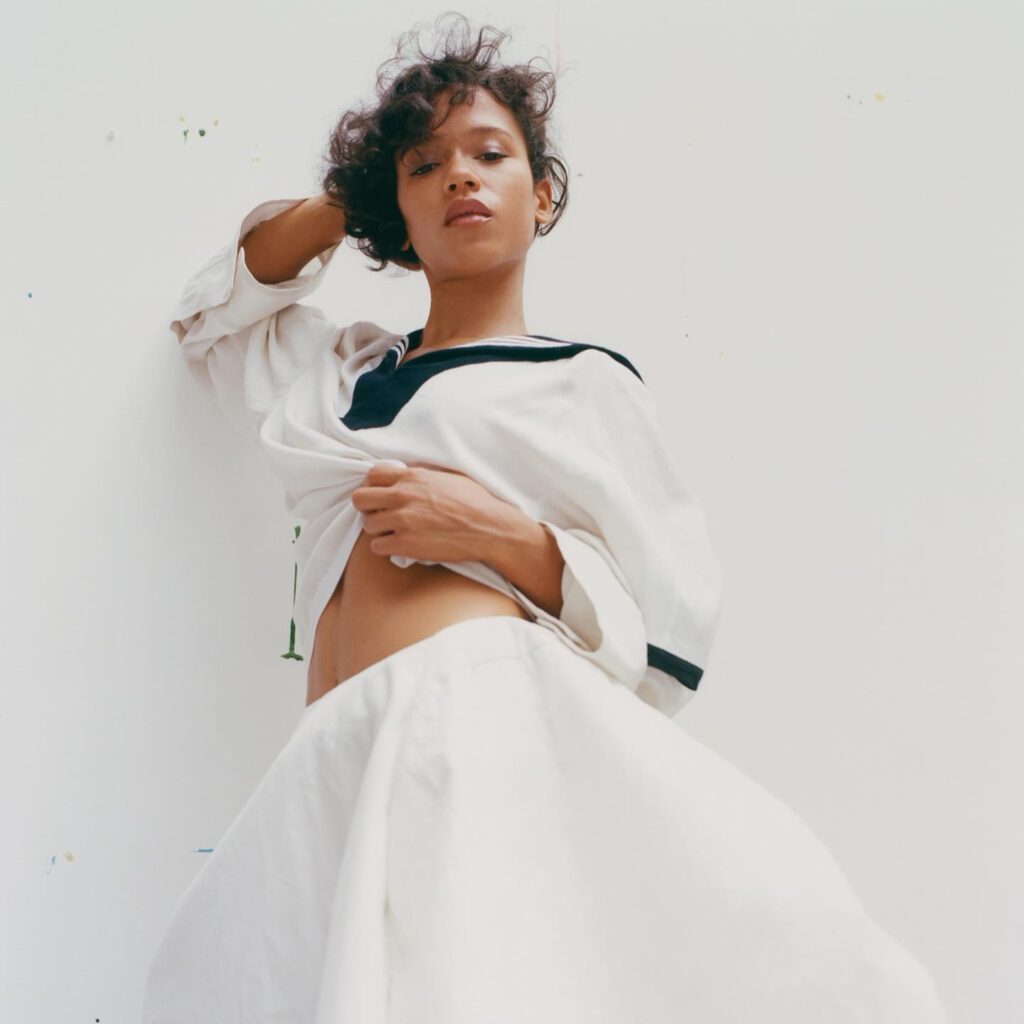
305, 528, 531, 707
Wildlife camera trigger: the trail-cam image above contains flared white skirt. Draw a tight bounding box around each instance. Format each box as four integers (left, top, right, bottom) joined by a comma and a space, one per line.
141, 615, 947, 1023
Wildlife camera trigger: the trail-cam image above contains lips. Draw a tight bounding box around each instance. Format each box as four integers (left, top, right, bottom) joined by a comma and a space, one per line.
444, 198, 493, 225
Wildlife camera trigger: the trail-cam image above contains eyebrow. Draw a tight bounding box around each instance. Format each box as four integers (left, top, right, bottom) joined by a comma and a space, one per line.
422, 125, 516, 144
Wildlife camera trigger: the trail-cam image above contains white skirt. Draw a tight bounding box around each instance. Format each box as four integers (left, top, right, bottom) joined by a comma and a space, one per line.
141, 615, 948, 1023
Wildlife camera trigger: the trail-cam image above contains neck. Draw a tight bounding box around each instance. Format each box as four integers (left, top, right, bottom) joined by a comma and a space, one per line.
420, 259, 528, 348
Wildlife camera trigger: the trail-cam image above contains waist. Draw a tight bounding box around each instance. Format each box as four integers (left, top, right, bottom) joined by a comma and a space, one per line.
306, 529, 529, 705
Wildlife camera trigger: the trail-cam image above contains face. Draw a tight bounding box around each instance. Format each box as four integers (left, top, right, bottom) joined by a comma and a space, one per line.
393, 86, 554, 281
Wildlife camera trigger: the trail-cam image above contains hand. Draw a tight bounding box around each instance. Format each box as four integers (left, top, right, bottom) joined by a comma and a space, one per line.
352, 462, 511, 563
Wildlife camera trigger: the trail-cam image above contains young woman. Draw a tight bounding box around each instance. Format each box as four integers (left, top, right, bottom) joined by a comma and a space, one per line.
142, 15, 948, 1023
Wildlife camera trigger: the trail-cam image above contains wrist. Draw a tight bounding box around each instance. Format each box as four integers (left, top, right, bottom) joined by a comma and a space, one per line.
486, 509, 547, 577
480, 504, 564, 618
312, 192, 347, 244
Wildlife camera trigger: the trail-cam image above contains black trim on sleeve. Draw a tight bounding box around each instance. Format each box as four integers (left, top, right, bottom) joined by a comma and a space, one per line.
647, 644, 703, 691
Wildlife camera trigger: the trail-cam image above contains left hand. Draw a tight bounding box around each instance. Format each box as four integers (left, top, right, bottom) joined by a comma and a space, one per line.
352, 462, 510, 563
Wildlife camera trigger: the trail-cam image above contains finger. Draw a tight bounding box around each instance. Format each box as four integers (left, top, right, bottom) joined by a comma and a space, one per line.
369, 533, 395, 556
352, 483, 401, 512
359, 509, 402, 536
364, 462, 408, 484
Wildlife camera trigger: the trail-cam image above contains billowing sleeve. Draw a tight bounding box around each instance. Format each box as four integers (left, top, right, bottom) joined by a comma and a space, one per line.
501, 521, 650, 702
168, 197, 347, 443
510, 347, 726, 719
580, 347, 725, 716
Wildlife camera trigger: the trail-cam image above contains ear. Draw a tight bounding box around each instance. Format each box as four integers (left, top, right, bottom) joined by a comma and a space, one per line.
534, 177, 555, 227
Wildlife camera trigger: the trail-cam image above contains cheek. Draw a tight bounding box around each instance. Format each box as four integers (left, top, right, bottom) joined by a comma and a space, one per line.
513, 184, 540, 234
395, 182, 415, 219
402, 194, 433, 233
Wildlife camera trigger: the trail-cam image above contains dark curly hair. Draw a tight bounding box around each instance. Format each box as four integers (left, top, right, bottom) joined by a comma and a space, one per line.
317, 12, 569, 273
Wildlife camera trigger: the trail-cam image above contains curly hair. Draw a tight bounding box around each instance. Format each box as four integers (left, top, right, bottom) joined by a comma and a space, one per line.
317, 12, 569, 273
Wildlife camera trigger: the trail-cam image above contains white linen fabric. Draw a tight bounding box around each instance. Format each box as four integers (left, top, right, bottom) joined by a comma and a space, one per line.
168, 196, 724, 717
140, 616, 947, 1023
145, 198, 950, 1022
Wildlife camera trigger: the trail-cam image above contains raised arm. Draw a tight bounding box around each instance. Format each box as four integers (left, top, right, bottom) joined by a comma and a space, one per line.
169, 195, 352, 442
240, 193, 348, 284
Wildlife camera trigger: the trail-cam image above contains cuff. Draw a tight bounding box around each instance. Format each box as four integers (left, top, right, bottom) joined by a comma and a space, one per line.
169, 198, 343, 356
504, 520, 648, 692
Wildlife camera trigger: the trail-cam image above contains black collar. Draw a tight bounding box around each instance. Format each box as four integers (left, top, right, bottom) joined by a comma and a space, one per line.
340, 329, 642, 430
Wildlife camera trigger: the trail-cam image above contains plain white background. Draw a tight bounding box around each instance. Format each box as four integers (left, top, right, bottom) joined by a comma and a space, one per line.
2, 2, 1019, 1020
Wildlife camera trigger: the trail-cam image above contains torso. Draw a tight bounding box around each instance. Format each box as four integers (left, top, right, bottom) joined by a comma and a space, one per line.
305, 528, 530, 707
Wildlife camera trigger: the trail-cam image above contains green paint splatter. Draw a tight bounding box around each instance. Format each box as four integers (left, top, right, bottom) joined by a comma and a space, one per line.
281, 523, 304, 661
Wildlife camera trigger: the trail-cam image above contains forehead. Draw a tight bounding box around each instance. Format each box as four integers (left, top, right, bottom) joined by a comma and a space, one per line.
401, 90, 519, 154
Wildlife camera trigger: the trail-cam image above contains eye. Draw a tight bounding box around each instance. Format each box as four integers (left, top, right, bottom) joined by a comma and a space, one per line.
410, 151, 507, 176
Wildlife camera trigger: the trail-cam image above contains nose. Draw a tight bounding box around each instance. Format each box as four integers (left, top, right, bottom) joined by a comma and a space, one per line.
445, 153, 480, 192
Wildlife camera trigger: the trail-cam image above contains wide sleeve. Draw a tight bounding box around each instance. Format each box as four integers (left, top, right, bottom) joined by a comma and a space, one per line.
501, 521, 650, 700
537, 347, 726, 718
168, 197, 347, 443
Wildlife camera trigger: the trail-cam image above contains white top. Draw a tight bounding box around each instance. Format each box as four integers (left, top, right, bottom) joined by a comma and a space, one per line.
168, 197, 725, 718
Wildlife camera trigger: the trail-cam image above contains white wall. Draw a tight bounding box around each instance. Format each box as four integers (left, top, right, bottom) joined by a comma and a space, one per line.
1, 1, 1019, 1020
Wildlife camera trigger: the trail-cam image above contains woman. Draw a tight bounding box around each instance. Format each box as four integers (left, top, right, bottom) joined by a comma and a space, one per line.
142, 15, 948, 1023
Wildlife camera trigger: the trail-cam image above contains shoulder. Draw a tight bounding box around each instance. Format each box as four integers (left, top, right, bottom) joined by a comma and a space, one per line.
529, 333, 645, 386
557, 340, 647, 393
554, 340, 661, 433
